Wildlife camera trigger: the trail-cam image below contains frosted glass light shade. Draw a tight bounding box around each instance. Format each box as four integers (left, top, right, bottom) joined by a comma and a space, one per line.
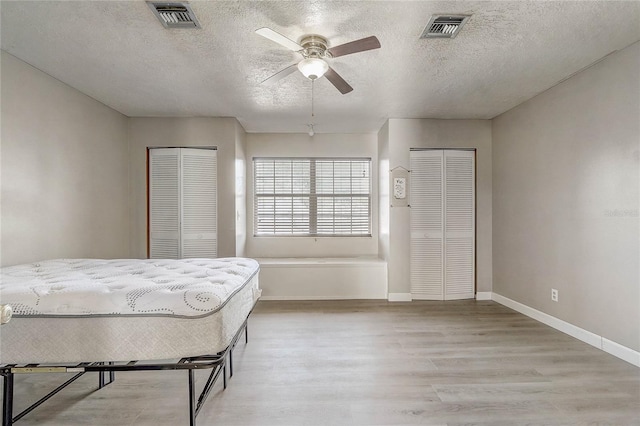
298, 58, 329, 80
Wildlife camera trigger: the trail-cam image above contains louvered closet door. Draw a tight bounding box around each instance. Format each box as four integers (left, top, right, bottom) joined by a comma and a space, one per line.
149, 148, 181, 259
410, 150, 444, 300
443, 150, 475, 300
149, 148, 217, 259
410, 150, 475, 300
180, 148, 217, 258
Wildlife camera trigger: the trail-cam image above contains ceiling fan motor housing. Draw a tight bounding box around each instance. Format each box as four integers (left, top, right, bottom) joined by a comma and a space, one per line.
299, 35, 330, 58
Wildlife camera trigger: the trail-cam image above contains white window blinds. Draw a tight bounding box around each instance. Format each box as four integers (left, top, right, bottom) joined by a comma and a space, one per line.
254, 158, 371, 236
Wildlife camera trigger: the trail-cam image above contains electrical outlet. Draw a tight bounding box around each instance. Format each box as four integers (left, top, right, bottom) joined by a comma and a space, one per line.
551, 289, 558, 302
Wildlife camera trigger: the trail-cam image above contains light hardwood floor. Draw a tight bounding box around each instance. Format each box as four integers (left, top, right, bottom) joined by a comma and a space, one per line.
3, 300, 639, 425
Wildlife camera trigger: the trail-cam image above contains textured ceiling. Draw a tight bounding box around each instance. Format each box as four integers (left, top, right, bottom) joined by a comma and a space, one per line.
1, 1, 639, 133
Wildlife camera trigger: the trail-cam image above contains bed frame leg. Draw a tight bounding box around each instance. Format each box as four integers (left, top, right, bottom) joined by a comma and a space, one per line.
98, 363, 105, 389
223, 360, 227, 390
227, 322, 247, 381
2, 370, 14, 426
188, 369, 196, 426
109, 362, 115, 384
97, 362, 115, 390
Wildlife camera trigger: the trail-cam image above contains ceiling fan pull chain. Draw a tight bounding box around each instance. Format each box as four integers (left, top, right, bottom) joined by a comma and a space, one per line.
308, 80, 316, 136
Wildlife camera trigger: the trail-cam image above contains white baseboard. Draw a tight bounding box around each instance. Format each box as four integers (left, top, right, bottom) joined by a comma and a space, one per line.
492, 293, 601, 348
260, 295, 385, 301
388, 293, 412, 302
492, 292, 639, 368
475, 292, 492, 300
602, 337, 640, 367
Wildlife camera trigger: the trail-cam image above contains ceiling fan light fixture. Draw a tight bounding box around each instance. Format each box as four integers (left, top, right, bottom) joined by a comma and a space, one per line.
298, 58, 329, 80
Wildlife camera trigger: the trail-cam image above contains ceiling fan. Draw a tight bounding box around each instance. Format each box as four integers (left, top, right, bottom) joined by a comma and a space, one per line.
255, 27, 381, 94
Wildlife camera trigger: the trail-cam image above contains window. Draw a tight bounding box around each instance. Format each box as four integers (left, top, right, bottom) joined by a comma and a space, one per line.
254, 158, 371, 236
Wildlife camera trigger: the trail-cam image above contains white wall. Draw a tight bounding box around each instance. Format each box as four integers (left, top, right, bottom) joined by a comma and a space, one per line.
386, 119, 493, 296
0, 51, 129, 266
127, 117, 244, 259
492, 42, 639, 351
245, 132, 379, 258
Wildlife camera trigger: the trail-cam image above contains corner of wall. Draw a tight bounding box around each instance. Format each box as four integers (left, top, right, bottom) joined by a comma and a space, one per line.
377, 120, 390, 265
234, 119, 247, 257
126, 116, 134, 258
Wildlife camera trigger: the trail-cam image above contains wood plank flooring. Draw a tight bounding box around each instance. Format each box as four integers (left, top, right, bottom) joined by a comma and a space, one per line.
3, 300, 639, 425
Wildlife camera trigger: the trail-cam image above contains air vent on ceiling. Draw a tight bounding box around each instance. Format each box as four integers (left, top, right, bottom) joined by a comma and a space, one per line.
148, 2, 201, 29
420, 15, 470, 39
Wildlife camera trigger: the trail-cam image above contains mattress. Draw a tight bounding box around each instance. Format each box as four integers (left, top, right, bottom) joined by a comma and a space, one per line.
0, 258, 260, 364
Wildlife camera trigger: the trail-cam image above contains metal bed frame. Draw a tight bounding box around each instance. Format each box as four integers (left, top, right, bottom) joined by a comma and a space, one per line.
1, 315, 251, 426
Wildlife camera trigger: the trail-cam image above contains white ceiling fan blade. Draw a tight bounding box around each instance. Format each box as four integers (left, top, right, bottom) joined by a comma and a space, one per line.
261, 63, 298, 85
255, 27, 303, 52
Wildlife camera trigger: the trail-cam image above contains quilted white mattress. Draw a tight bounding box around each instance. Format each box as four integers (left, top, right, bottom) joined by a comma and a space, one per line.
0, 258, 260, 364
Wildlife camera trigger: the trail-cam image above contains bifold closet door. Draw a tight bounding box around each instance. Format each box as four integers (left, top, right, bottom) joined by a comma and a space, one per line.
181, 149, 217, 258
410, 150, 475, 300
410, 150, 444, 299
443, 150, 475, 300
149, 148, 181, 259
149, 148, 217, 259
